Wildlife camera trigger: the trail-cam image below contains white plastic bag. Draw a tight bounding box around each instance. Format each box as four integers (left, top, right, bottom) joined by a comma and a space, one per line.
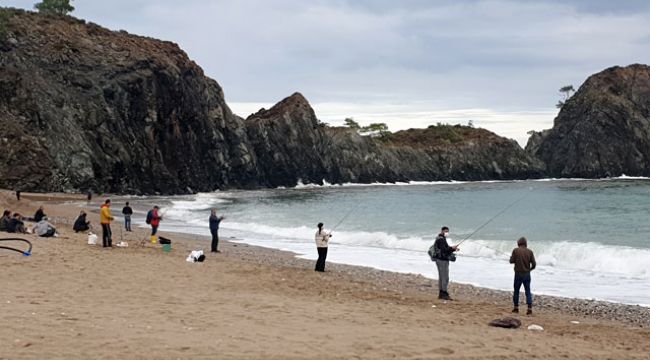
186, 250, 204, 262
87, 233, 97, 245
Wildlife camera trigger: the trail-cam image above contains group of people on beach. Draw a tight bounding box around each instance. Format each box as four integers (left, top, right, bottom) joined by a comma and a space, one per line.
314, 223, 537, 314
0, 205, 58, 237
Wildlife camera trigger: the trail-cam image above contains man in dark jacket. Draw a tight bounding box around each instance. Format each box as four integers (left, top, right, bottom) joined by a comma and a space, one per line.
510, 237, 536, 315
7, 213, 26, 234
434, 226, 459, 300
122, 202, 133, 232
209, 208, 225, 253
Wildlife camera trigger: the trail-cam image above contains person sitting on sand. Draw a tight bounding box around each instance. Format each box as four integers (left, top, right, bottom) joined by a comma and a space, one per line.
73, 211, 91, 233
314, 222, 332, 272
0, 210, 11, 231
510, 237, 536, 315
433, 226, 459, 300
33, 206, 46, 223
7, 213, 27, 234
33, 217, 57, 237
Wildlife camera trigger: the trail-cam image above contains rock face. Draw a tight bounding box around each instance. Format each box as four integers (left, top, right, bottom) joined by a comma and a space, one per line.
528, 64, 650, 178
0, 9, 543, 194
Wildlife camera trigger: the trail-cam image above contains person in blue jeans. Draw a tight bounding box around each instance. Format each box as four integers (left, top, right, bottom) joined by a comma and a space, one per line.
510, 237, 536, 315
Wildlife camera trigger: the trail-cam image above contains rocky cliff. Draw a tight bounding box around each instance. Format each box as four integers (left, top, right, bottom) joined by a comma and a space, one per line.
0, 9, 542, 194
528, 64, 650, 178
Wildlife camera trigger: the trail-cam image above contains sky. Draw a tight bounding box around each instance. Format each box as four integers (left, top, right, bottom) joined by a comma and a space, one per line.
3, 0, 650, 145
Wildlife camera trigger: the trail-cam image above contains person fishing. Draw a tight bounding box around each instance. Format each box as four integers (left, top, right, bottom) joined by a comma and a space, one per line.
314, 222, 332, 272
433, 226, 459, 300
510, 237, 536, 315
122, 202, 133, 232
209, 208, 224, 253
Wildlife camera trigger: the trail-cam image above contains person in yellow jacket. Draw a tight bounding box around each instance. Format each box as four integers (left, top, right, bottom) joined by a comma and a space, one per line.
100, 199, 115, 247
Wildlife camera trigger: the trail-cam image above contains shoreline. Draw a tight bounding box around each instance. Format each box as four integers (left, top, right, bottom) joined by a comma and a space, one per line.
5, 190, 650, 326
2, 190, 650, 358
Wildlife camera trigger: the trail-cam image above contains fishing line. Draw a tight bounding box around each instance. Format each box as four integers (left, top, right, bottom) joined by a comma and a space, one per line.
456, 191, 530, 247
330, 197, 364, 233
0, 238, 33, 256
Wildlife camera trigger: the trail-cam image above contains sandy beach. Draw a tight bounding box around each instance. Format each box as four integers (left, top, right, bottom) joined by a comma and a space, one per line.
1, 190, 649, 359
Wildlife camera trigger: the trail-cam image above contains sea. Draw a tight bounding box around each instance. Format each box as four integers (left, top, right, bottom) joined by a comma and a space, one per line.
127, 177, 650, 307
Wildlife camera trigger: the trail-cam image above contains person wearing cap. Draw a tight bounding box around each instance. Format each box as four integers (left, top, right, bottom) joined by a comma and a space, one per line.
510, 236, 536, 315
100, 199, 114, 247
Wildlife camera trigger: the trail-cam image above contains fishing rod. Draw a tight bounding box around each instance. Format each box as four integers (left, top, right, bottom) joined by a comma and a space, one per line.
456, 192, 529, 247
0, 238, 33, 256
330, 200, 363, 233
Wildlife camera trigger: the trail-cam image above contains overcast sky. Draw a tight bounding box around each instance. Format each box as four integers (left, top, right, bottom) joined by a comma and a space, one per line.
4, 0, 650, 145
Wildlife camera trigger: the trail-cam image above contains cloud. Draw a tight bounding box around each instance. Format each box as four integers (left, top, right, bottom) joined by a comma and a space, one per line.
3, 0, 649, 143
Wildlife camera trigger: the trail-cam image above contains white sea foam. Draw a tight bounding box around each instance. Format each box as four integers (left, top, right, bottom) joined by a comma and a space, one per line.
288, 175, 650, 189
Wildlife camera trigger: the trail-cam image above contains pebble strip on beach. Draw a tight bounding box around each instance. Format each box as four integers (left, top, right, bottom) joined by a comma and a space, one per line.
216, 237, 650, 328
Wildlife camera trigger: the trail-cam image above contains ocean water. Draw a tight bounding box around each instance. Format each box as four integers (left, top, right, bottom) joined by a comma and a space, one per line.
143, 178, 650, 306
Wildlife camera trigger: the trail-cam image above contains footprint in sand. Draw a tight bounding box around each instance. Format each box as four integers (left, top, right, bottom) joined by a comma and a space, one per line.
434, 347, 455, 355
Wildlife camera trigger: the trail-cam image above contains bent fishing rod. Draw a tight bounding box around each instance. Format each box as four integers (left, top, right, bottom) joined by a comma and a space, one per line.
0, 238, 33, 256
456, 192, 529, 247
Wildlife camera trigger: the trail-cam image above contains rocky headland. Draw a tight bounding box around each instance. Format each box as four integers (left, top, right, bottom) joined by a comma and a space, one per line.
3, 9, 648, 195
526, 64, 650, 178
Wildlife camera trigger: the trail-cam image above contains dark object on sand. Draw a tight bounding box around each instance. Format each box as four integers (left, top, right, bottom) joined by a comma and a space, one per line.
489, 317, 522, 329
197, 254, 205, 262
158, 236, 171, 245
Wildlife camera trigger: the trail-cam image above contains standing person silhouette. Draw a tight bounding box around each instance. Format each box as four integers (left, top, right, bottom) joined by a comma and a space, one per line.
122, 202, 133, 232
209, 209, 224, 253
314, 223, 332, 272
100, 199, 114, 247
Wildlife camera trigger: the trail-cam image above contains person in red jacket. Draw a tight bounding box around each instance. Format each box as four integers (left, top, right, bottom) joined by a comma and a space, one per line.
148, 205, 162, 236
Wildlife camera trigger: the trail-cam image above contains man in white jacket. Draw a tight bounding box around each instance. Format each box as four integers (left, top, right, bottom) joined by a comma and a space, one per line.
314, 222, 331, 272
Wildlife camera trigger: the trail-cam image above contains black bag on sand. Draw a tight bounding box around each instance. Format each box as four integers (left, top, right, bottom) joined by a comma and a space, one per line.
488, 317, 521, 329
158, 236, 171, 245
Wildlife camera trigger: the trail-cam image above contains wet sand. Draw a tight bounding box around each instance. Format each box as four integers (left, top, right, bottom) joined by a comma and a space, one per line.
1, 190, 649, 359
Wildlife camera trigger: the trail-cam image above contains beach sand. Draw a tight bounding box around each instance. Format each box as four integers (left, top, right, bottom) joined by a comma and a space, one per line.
1, 190, 649, 359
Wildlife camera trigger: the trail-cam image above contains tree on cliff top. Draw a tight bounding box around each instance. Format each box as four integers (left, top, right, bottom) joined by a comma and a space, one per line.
556, 85, 575, 109
344, 117, 361, 130
34, 0, 75, 15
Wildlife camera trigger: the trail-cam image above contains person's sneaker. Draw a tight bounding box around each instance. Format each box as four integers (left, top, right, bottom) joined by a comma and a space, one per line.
438, 291, 444, 299
526, 307, 533, 315
442, 291, 453, 301
512, 307, 519, 313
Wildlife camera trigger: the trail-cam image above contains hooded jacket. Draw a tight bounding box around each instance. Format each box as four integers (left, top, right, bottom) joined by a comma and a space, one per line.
100, 204, 113, 224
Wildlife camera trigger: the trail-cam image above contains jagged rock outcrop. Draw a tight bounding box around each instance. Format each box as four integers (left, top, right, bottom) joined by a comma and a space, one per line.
0, 9, 543, 194
528, 64, 650, 178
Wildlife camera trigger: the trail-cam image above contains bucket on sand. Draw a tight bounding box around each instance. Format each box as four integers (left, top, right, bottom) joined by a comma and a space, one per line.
162, 243, 172, 252
150, 235, 157, 244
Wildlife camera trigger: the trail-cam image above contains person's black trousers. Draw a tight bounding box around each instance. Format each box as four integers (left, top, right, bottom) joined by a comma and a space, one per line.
101, 223, 112, 247
315, 247, 328, 272
211, 230, 219, 252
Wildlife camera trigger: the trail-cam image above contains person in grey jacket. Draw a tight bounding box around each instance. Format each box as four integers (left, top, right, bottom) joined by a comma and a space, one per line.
434, 226, 459, 300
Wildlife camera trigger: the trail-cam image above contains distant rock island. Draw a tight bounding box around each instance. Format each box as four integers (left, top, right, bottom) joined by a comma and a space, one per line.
0, 9, 646, 194
526, 64, 650, 178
